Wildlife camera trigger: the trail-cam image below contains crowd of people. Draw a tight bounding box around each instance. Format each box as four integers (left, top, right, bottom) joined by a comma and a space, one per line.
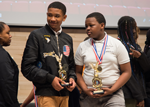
0, 1, 150, 107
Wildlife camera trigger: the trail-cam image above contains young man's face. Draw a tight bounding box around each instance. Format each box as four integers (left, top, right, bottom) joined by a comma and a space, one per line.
85, 17, 105, 40
0, 24, 12, 46
47, 8, 67, 32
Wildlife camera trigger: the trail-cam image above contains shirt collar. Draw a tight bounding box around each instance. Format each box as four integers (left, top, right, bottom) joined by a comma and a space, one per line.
47, 24, 62, 36
53, 27, 62, 36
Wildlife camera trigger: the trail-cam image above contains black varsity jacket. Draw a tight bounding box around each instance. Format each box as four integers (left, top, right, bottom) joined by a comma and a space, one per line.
21, 24, 76, 96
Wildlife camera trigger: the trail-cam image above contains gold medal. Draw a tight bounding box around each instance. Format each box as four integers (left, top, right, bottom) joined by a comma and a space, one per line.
97, 65, 102, 72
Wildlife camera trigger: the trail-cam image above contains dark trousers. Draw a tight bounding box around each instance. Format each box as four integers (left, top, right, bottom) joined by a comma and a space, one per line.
69, 87, 80, 107
145, 97, 150, 107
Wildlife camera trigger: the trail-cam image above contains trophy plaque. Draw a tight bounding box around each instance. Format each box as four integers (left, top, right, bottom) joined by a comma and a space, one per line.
90, 62, 104, 94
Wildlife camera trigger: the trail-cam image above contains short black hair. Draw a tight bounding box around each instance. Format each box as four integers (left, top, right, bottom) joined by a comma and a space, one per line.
48, 1, 66, 15
86, 12, 106, 26
0, 21, 6, 34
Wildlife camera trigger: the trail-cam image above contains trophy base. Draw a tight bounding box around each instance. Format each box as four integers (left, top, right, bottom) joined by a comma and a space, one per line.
61, 82, 72, 87
93, 90, 104, 94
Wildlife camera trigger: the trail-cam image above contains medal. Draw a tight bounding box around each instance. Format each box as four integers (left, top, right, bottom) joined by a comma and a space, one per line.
97, 65, 102, 72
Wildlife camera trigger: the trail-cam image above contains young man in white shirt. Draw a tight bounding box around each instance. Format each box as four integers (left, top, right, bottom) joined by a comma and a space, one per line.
75, 12, 131, 107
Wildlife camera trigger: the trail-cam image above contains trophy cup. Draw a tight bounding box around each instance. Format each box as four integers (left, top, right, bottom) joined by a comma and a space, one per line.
90, 62, 104, 94
54, 54, 70, 87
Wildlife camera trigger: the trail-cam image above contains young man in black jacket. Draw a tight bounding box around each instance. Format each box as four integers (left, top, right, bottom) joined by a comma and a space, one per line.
21, 1, 76, 107
0, 22, 20, 107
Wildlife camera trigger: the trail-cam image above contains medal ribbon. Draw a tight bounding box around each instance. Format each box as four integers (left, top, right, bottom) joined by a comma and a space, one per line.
91, 35, 108, 64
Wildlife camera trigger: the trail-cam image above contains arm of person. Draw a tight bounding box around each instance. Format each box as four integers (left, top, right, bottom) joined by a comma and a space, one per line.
125, 75, 145, 103
95, 40, 131, 97
0, 61, 20, 107
74, 42, 97, 98
137, 52, 150, 73
130, 47, 149, 106
20, 88, 34, 107
100, 62, 131, 97
76, 65, 96, 98
66, 78, 76, 92
130, 48, 150, 73
110, 62, 132, 92
123, 48, 145, 103
129, 48, 141, 58
136, 100, 144, 107
21, 32, 57, 84
21, 31, 65, 91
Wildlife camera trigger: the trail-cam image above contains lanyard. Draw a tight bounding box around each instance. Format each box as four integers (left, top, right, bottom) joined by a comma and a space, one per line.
56, 34, 60, 57
91, 35, 108, 64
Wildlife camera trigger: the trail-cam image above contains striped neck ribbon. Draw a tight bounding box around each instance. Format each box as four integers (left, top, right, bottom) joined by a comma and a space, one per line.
91, 35, 108, 64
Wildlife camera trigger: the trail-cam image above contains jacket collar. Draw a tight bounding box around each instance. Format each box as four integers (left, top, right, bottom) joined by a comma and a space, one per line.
45, 24, 62, 36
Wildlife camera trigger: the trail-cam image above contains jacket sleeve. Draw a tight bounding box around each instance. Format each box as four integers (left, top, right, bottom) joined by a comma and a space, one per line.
21, 31, 55, 84
137, 52, 150, 73
0, 59, 20, 107
124, 75, 145, 102
124, 52, 147, 102
68, 38, 77, 82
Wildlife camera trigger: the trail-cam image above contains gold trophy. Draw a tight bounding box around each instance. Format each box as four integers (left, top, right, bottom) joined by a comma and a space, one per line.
54, 54, 70, 86
90, 62, 104, 94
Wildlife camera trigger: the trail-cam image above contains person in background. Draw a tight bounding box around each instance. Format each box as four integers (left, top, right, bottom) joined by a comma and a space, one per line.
75, 12, 131, 107
144, 29, 150, 107
21, 1, 76, 107
117, 16, 149, 107
0, 21, 20, 107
